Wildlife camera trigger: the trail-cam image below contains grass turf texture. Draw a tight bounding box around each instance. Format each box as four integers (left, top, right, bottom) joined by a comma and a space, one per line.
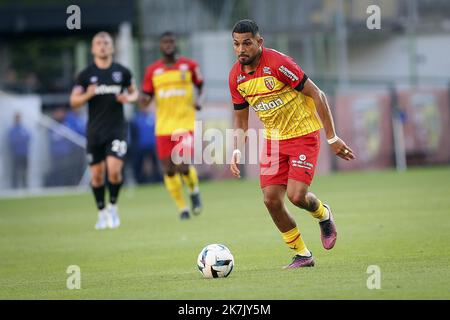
0, 167, 449, 299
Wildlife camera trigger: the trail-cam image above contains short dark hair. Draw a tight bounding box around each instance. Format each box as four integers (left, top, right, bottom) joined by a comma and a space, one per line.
160, 31, 176, 40
93, 31, 113, 44
232, 19, 260, 36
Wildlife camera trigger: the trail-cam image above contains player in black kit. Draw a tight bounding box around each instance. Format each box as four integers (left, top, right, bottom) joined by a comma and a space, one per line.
70, 32, 138, 230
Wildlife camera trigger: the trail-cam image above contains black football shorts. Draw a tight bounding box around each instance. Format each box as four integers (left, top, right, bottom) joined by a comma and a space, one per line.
87, 138, 128, 165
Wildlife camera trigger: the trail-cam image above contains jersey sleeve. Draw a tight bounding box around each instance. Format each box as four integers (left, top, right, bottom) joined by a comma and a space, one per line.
123, 67, 132, 88
228, 70, 248, 110
189, 60, 204, 87
141, 65, 154, 95
75, 70, 88, 90
273, 53, 308, 91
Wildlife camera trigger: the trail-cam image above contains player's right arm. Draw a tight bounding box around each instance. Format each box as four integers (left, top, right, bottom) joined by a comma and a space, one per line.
231, 107, 249, 178
229, 68, 249, 178
138, 92, 153, 109
70, 84, 97, 109
139, 65, 155, 109
70, 70, 97, 109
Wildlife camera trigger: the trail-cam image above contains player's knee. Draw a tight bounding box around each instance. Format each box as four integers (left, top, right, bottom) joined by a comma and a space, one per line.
91, 175, 104, 187
287, 190, 308, 208
108, 171, 122, 184
263, 195, 283, 212
178, 165, 190, 176
165, 169, 176, 177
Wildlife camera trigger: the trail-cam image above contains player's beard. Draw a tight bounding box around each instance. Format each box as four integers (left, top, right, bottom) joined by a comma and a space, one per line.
165, 52, 176, 60
238, 53, 259, 66
163, 46, 177, 61
96, 49, 112, 60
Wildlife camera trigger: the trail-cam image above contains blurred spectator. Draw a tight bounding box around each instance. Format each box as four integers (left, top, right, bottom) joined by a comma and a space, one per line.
2, 69, 24, 93
23, 72, 42, 94
65, 108, 87, 181
45, 107, 77, 187
1, 69, 41, 94
130, 109, 162, 184
49, 77, 68, 93
8, 112, 31, 189
65, 109, 87, 137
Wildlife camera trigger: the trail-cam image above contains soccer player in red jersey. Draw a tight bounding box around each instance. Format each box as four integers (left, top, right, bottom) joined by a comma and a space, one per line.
140, 32, 204, 220
229, 20, 356, 268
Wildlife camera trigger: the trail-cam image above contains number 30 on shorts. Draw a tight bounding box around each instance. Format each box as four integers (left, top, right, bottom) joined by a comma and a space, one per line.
111, 140, 128, 157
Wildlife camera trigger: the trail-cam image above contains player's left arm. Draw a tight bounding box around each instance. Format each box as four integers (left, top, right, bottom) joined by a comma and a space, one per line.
116, 68, 138, 104
116, 82, 138, 104
191, 61, 205, 111
301, 79, 355, 161
194, 82, 205, 111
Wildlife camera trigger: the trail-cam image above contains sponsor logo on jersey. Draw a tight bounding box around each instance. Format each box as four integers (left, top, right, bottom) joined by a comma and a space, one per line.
278, 65, 299, 82
90, 76, 98, 83
263, 66, 272, 75
158, 88, 187, 98
95, 85, 122, 95
264, 77, 275, 90
237, 74, 246, 83
112, 71, 123, 83
251, 98, 284, 112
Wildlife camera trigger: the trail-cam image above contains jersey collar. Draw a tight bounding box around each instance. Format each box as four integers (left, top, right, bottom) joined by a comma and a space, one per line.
161, 55, 181, 68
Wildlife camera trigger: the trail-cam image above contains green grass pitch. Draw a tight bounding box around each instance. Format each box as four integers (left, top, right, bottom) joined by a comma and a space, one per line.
1, 167, 449, 299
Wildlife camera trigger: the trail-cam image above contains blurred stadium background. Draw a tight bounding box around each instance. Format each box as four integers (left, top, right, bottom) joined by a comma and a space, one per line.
1, 0, 450, 195
1, 0, 450, 301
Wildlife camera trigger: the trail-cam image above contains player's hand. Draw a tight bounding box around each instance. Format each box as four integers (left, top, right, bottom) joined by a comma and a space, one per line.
116, 94, 128, 104
86, 84, 97, 98
230, 149, 242, 178
330, 138, 356, 161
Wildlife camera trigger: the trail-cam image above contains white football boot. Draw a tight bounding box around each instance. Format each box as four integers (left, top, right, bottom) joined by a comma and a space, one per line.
107, 203, 121, 229
95, 208, 110, 230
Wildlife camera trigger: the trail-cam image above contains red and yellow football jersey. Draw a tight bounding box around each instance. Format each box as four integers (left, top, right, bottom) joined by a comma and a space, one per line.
229, 47, 322, 140
142, 57, 203, 136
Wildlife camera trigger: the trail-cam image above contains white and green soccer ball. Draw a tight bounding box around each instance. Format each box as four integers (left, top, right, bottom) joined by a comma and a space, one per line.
197, 244, 234, 278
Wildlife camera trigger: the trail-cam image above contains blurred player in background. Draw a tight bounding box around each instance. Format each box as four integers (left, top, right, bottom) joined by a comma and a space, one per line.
70, 31, 138, 230
229, 20, 356, 268
140, 31, 204, 220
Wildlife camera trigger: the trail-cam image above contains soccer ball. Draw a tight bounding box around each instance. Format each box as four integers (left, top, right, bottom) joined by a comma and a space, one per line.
197, 244, 234, 278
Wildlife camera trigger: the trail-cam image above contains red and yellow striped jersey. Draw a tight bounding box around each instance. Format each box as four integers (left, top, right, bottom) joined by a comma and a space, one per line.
229, 47, 322, 140
142, 57, 203, 136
